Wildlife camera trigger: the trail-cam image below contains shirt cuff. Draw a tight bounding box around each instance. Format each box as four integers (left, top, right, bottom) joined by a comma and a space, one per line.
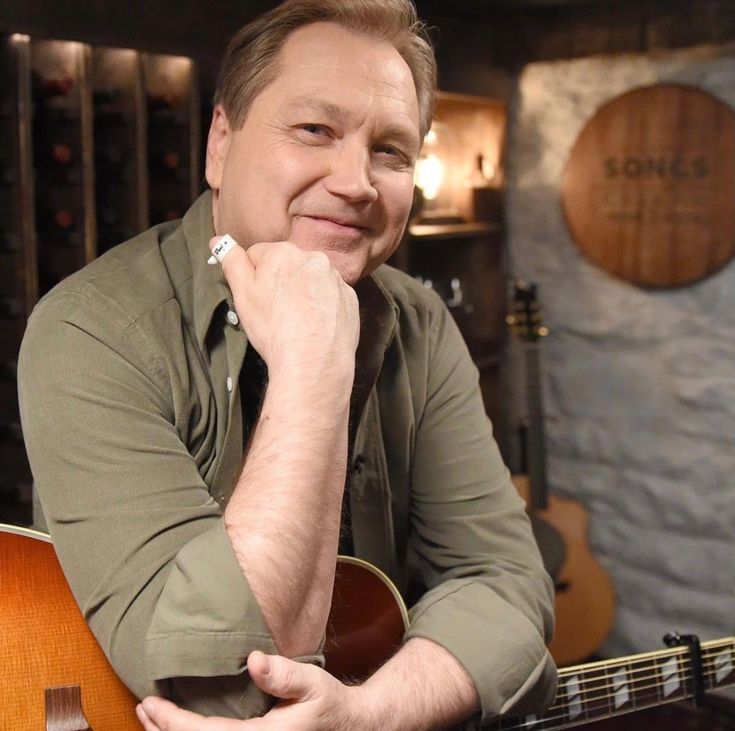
404, 579, 558, 724
145, 518, 278, 681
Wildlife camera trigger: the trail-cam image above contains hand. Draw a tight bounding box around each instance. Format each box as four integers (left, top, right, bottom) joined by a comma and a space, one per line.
209, 236, 359, 379
136, 650, 373, 730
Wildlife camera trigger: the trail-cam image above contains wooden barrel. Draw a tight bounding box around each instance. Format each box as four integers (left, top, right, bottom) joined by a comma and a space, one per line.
562, 83, 735, 288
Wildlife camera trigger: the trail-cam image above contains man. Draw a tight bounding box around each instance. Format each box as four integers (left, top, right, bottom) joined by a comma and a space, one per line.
18, 1, 557, 729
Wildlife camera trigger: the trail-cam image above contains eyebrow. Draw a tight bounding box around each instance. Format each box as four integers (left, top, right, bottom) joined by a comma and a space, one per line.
289, 96, 347, 123
288, 95, 420, 154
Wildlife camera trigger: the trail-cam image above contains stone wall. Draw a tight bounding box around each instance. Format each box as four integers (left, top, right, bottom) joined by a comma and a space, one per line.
505, 43, 735, 658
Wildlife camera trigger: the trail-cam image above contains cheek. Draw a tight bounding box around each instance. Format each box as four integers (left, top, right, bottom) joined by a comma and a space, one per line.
383, 178, 415, 227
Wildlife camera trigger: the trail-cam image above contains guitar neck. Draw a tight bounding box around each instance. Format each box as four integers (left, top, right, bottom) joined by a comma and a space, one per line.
523, 342, 548, 511
492, 637, 735, 730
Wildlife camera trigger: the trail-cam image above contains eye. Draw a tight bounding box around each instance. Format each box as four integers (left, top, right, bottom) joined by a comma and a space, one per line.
298, 123, 330, 137
374, 144, 412, 169
375, 144, 400, 157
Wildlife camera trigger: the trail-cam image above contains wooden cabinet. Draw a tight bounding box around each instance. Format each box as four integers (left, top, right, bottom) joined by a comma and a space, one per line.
397, 91, 509, 433
395, 221, 507, 435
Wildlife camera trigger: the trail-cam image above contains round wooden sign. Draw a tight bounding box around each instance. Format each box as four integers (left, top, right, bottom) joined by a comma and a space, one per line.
562, 84, 735, 287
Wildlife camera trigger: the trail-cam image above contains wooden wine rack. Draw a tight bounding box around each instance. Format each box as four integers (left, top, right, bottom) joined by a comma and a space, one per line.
0, 34, 204, 524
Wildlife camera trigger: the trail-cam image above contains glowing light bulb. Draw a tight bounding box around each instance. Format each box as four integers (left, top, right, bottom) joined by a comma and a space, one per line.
414, 153, 444, 201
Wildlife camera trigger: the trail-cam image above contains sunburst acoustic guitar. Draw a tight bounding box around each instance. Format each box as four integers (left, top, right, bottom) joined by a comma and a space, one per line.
507, 281, 616, 665
2, 524, 734, 730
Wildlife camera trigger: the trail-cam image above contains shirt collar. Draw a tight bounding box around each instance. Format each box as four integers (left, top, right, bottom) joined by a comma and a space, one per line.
182, 190, 232, 351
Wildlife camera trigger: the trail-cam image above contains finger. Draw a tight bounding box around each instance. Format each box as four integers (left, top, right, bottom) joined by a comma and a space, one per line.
136, 703, 162, 731
208, 234, 238, 264
140, 696, 247, 731
247, 651, 321, 701
208, 235, 256, 293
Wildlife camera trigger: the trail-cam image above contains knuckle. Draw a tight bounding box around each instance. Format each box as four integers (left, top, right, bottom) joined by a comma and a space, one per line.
307, 250, 330, 267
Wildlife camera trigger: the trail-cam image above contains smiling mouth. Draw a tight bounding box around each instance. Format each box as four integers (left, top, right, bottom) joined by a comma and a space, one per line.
303, 215, 367, 231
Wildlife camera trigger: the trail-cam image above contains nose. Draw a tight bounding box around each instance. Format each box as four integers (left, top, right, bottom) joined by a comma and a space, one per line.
323, 144, 378, 204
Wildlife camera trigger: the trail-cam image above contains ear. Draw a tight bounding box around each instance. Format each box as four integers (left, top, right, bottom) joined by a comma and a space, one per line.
205, 104, 232, 192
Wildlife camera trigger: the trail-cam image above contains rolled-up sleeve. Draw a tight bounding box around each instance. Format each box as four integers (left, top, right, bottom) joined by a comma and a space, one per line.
403, 301, 558, 724
17, 288, 277, 715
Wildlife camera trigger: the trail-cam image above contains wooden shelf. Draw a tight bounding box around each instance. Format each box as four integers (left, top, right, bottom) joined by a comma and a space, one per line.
408, 221, 500, 240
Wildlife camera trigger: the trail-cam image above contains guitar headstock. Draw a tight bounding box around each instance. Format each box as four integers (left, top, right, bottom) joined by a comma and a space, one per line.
506, 280, 549, 343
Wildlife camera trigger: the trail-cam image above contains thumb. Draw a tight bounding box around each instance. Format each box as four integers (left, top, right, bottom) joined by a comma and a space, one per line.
247, 651, 319, 701
138, 696, 245, 730
138, 696, 201, 730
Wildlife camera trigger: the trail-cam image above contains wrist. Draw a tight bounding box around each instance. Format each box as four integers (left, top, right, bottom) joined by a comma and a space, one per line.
346, 683, 389, 731
268, 355, 355, 399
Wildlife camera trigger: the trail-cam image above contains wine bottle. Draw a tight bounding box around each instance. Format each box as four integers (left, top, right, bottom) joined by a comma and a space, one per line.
147, 92, 187, 124
37, 208, 81, 247
95, 144, 129, 182
147, 92, 179, 110
34, 73, 78, 120
150, 208, 182, 223
38, 76, 74, 98
0, 420, 23, 443
0, 296, 22, 318
49, 143, 73, 166
93, 88, 122, 105
93, 87, 129, 123
150, 150, 188, 182
0, 233, 21, 253
0, 359, 17, 381
0, 165, 16, 186
36, 143, 81, 184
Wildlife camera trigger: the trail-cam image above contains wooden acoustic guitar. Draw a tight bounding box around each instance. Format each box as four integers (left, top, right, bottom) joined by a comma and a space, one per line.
2, 523, 735, 730
0, 523, 407, 730
508, 281, 616, 665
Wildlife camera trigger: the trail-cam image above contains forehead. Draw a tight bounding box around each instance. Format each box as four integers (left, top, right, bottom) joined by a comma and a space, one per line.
264, 22, 420, 136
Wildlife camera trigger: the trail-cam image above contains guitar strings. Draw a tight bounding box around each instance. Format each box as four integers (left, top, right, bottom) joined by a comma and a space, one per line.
553, 643, 731, 689
552, 651, 726, 699
549, 658, 724, 709
496, 674, 714, 731
491, 646, 734, 731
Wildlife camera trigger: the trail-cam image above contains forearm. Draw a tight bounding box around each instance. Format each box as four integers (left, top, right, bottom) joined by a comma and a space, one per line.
224, 359, 354, 657
360, 637, 479, 731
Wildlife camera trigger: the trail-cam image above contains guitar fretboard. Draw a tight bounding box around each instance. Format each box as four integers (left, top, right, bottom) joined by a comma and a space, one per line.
491, 637, 735, 730
522, 342, 547, 512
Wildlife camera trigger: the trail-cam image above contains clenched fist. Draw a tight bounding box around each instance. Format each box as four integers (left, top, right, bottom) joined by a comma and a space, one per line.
210, 236, 360, 381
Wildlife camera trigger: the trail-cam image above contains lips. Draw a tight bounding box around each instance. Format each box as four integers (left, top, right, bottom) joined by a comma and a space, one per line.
301, 214, 368, 231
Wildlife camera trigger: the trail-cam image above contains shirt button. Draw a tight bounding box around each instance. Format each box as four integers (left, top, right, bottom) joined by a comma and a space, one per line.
226, 376, 233, 392
226, 310, 239, 327
353, 455, 365, 474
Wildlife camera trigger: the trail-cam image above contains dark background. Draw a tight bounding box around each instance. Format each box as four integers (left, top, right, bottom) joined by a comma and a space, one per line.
4, 0, 735, 98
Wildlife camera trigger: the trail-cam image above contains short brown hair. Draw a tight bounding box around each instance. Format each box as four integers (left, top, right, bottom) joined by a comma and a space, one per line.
214, 0, 436, 139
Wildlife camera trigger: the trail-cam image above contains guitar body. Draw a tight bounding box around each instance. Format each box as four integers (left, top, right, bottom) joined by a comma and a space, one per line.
3, 524, 733, 731
0, 524, 407, 728
0, 525, 140, 730
513, 474, 615, 665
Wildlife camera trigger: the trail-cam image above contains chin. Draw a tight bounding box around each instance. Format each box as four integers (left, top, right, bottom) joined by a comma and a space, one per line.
321, 252, 368, 286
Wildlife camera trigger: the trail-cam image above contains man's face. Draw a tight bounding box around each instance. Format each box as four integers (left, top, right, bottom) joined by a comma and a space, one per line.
206, 22, 422, 285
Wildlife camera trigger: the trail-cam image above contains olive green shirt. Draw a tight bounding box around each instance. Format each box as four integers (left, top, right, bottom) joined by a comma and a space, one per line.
18, 191, 557, 726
